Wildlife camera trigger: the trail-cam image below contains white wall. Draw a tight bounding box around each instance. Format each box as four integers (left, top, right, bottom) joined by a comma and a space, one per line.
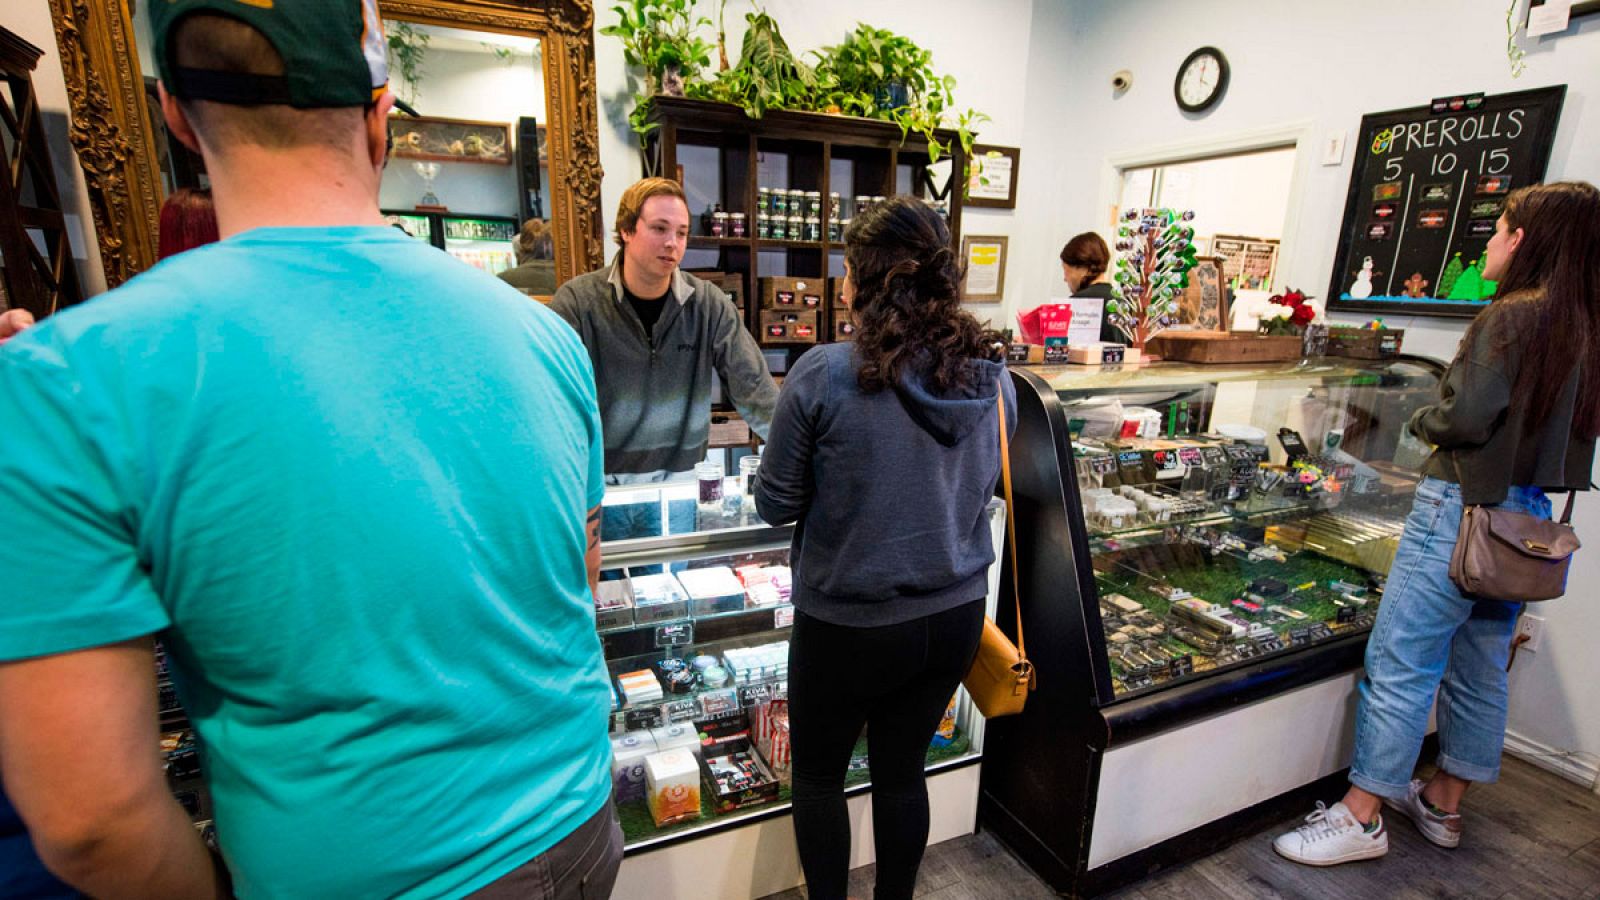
1016, 0, 1600, 784
8, 0, 108, 296
378, 44, 546, 220
593, 0, 1035, 323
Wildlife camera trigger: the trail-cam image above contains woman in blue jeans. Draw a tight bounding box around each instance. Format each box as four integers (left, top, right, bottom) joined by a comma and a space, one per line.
755, 196, 1013, 899
1276, 181, 1600, 866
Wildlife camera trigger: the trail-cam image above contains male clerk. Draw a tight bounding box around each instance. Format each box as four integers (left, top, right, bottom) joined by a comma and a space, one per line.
551, 177, 779, 484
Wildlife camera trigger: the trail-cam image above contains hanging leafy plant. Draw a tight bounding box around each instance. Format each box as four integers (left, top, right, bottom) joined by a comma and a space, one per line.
386, 22, 431, 105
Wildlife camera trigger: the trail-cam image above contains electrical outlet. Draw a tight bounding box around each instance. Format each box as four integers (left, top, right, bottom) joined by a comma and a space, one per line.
1517, 614, 1545, 653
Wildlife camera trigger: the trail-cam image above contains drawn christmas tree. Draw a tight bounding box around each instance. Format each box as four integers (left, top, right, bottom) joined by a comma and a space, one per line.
1479, 257, 1499, 300
1437, 253, 1465, 298
1447, 257, 1484, 301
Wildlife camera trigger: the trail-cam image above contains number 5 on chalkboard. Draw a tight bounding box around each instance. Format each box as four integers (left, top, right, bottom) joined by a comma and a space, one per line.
1482, 148, 1511, 174
1384, 158, 1403, 181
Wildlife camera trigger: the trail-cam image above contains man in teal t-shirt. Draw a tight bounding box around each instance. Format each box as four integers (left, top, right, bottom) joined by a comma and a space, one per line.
0, 3, 618, 898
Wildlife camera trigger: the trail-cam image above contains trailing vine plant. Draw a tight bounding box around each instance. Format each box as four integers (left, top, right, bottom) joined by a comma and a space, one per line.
1505, 0, 1527, 77
385, 21, 431, 105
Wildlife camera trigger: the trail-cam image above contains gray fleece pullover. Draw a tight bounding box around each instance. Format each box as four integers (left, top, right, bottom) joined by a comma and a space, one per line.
550, 259, 778, 475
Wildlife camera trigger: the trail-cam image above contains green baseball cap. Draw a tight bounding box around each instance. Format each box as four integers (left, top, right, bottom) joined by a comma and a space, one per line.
152, 0, 390, 108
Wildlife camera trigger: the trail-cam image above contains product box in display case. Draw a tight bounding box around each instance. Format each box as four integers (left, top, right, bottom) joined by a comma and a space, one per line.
675, 566, 748, 616
981, 354, 1448, 897
595, 579, 635, 631
611, 730, 657, 803
645, 747, 703, 827
702, 738, 781, 814
630, 573, 690, 624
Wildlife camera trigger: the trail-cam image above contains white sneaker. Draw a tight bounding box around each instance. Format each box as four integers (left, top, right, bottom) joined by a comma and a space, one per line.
1382, 779, 1463, 848
1272, 801, 1388, 866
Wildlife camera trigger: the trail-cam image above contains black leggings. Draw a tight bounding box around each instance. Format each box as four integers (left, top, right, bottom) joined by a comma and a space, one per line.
787, 598, 986, 900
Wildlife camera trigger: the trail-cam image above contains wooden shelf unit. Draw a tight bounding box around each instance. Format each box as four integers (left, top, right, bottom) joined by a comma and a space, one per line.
645, 97, 966, 354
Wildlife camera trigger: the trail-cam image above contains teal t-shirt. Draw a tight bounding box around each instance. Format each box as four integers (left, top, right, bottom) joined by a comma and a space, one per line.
0, 227, 612, 899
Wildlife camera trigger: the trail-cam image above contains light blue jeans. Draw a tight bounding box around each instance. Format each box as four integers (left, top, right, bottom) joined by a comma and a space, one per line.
1350, 476, 1552, 798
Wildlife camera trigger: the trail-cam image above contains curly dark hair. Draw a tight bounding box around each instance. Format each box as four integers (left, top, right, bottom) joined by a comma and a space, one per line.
844, 196, 1004, 394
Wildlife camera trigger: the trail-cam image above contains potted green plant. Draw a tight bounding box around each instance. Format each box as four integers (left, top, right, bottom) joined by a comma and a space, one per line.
687, 12, 824, 120
812, 25, 984, 164
600, 0, 715, 139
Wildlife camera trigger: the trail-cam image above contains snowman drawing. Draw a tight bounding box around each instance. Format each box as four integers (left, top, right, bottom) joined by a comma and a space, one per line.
1349, 256, 1375, 300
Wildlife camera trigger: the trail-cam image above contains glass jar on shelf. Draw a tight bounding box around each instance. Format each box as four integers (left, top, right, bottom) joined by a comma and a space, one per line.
804, 191, 822, 218
730, 212, 747, 239
787, 215, 805, 242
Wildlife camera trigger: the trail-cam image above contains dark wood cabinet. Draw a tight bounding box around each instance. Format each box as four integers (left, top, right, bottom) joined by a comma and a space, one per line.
644, 97, 966, 353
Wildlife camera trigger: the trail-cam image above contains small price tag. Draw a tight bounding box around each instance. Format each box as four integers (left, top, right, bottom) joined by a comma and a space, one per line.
1005, 344, 1032, 362
1043, 345, 1071, 364
774, 606, 795, 630
655, 622, 694, 649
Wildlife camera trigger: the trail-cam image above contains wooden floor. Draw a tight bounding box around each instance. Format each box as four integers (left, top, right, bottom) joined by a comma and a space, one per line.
760, 757, 1600, 899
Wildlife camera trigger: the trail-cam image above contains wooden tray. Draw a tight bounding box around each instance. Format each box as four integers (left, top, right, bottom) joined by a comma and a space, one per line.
1326, 327, 1405, 359
1145, 331, 1304, 364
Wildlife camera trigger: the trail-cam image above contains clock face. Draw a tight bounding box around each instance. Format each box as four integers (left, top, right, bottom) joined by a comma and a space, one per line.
1176, 47, 1229, 112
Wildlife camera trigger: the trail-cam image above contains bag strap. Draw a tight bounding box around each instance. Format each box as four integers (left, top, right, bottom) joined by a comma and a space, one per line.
1455, 451, 1581, 525
997, 379, 1026, 661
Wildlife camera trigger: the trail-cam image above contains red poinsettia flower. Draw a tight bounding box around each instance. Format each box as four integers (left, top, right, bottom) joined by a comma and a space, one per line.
1268, 288, 1317, 326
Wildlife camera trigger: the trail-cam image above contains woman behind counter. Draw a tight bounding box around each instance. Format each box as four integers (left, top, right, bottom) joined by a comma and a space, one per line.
1060, 231, 1121, 343
1275, 181, 1600, 869
755, 196, 1014, 900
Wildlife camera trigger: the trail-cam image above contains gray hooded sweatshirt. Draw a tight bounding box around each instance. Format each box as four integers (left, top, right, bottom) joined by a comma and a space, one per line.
755, 342, 1016, 627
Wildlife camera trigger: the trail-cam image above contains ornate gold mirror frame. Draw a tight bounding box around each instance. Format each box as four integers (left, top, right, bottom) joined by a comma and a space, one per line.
47, 0, 605, 292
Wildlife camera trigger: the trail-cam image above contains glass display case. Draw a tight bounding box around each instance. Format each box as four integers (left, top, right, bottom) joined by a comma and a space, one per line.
598, 480, 1004, 853
979, 355, 1446, 897
1053, 357, 1440, 698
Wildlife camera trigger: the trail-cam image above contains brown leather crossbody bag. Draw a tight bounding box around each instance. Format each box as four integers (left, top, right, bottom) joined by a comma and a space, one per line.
1449, 482, 1581, 603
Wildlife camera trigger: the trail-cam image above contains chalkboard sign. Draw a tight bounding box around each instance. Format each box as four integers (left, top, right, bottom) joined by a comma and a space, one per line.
1327, 85, 1565, 319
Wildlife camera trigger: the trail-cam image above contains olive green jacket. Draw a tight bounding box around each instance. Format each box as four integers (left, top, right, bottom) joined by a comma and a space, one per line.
1411, 293, 1595, 505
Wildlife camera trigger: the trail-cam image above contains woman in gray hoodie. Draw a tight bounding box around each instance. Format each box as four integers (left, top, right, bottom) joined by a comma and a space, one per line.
756, 195, 1015, 900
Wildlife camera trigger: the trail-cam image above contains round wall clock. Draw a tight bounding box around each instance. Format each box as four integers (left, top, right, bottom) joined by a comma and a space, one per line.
1175, 46, 1229, 113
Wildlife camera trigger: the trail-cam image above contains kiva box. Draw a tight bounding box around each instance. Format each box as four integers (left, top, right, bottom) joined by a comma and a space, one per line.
759, 310, 820, 344
760, 277, 824, 310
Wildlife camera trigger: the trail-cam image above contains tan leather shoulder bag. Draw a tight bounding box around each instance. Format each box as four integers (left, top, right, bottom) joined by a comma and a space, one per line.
963, 381, 1036, 718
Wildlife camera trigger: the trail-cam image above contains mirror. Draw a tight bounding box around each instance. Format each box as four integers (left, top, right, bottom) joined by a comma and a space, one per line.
49, 0, 604, 293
